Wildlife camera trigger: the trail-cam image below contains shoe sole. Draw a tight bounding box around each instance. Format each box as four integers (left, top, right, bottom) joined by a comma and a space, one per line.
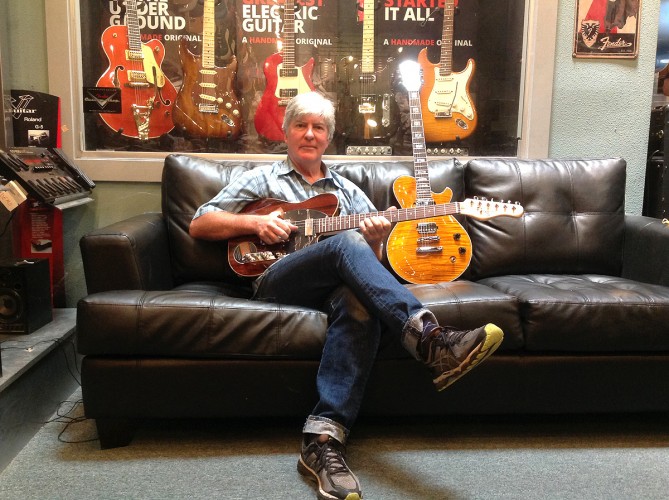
433, 323, 503, 392
297, 457, 362, 500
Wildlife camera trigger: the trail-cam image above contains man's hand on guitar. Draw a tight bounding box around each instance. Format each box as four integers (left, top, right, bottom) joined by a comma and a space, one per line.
257, 209, 298, 245
359, 207, 395, 261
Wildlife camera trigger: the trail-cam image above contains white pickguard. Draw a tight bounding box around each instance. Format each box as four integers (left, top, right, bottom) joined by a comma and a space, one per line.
426, 59, 475, 120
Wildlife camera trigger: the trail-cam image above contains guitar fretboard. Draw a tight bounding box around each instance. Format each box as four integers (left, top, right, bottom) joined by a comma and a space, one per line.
439, 0, 455, 75
299, 203, 461, 236
283, 0, 296, 70
361, 0, 375, 74
202, 0, 216, 69
406, 89, 433, 207
126, 0, 142, 55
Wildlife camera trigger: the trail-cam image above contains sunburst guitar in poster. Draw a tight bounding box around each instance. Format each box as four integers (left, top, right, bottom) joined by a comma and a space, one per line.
173, 0, 242, 140
417, 0, 477, 142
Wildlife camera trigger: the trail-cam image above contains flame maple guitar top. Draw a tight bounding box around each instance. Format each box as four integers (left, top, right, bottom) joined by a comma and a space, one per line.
387, 175, 472, 284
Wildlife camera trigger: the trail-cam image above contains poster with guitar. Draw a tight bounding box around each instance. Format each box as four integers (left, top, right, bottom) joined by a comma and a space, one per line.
95, 0, 177, 141
172, 0, 242, 140
418, 0, 478, 142
336, 0, 400, 147
253, 0, 316, 142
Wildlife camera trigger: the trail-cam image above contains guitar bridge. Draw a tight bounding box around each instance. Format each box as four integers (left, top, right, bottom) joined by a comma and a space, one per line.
241, 251, 286, 263
131, 99, 155, 141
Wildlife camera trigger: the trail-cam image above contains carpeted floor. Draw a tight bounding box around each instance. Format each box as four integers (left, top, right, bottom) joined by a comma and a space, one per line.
1, 388, 668, 499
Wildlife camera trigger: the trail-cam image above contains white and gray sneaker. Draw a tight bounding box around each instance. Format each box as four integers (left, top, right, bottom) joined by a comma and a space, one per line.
298, 436, 362, 500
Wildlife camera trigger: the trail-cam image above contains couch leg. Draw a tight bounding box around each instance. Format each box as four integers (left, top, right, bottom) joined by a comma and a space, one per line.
95, 418, 136, 449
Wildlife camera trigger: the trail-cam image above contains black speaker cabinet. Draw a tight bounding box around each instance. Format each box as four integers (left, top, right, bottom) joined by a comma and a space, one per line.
0, 259, 52, 334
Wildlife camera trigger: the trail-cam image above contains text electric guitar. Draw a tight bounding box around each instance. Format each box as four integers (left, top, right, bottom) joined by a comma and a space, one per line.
387, 60, 514, 284
227, 192, 522, 278
336, 0, 400, 143
254, 0, 316, 142
173, 0, 242, 140
96, 0, 176, 140
417, 0, 477, 142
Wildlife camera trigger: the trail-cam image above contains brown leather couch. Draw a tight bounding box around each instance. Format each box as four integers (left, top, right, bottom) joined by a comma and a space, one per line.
77, 154, 669, 448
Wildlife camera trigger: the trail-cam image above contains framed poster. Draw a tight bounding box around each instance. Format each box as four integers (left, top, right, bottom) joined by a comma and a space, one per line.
45, 0, 559, 181
574, 0, 641, 58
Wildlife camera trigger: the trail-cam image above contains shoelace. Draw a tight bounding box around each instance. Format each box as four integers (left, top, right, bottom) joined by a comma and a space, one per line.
319, 441, 350, 475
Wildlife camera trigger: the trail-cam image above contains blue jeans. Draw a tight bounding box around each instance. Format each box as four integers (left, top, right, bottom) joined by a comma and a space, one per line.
253, 231, 434, 443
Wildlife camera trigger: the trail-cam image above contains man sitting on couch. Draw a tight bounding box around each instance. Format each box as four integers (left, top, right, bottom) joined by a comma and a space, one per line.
189, 91, 503, 500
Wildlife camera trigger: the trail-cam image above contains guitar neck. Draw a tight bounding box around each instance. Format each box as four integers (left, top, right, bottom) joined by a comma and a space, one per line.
125, 0, 143, 55
406, 89, 433, 206
312, 202, 460, 236
202, 0, 216, 69
439, 0, 455, 75
283, 0, 296, 70
361, 0, 375, 74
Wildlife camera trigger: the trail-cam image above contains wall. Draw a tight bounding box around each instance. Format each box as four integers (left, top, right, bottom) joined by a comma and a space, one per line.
0, 0, 662, 306
550, 0, 660, 214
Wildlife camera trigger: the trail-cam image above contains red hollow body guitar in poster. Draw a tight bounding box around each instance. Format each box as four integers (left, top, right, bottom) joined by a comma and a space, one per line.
96, 0, 177, 140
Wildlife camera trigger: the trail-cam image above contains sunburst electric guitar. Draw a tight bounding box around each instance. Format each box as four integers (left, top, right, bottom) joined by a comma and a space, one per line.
418, 0, 477, 142
336, 0, 399, 143
96, 0, 176, 140
254, 0, 315, 142
387, 60, 521, 284
173, 0, 242, 140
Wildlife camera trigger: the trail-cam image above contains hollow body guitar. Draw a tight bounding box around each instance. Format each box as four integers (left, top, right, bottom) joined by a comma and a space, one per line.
388, 59, 470, 284
172, 0, 242, 140
96, 0, 176, 140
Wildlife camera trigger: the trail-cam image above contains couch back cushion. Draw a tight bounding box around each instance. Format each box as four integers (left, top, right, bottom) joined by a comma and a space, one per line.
162, 154, 464, 284
464, 158, 626, 279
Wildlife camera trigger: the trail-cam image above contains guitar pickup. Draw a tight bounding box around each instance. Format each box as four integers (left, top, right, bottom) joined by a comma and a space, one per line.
280, 68, 299, 78
358, 103, 375, 114
416, 246, 443, 254
417, 222, 438, 234
417, 236, 440, 243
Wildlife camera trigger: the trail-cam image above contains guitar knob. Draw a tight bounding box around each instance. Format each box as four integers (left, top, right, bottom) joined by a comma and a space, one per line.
450, 256, 457, 263
458, 247, 467, 255
225, 102, 232, 109
453, 233, 461, 240
233, 109, 240, 116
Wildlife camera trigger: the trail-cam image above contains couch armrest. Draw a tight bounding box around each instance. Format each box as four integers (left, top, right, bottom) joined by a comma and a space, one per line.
622, 215, 669, 286
80, 213, 174, 294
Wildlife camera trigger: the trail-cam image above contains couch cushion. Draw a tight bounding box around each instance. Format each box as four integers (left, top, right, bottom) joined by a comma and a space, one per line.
77, 289, 328, 358
479, 274, 669, 351
464, 158, 626, 280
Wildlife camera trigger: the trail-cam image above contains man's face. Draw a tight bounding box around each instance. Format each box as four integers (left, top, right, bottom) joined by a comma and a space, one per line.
284, 114, 330, 167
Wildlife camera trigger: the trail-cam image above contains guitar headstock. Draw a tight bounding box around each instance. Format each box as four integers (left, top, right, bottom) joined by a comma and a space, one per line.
459, 198, 524, 220
399, 59, 423, 92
